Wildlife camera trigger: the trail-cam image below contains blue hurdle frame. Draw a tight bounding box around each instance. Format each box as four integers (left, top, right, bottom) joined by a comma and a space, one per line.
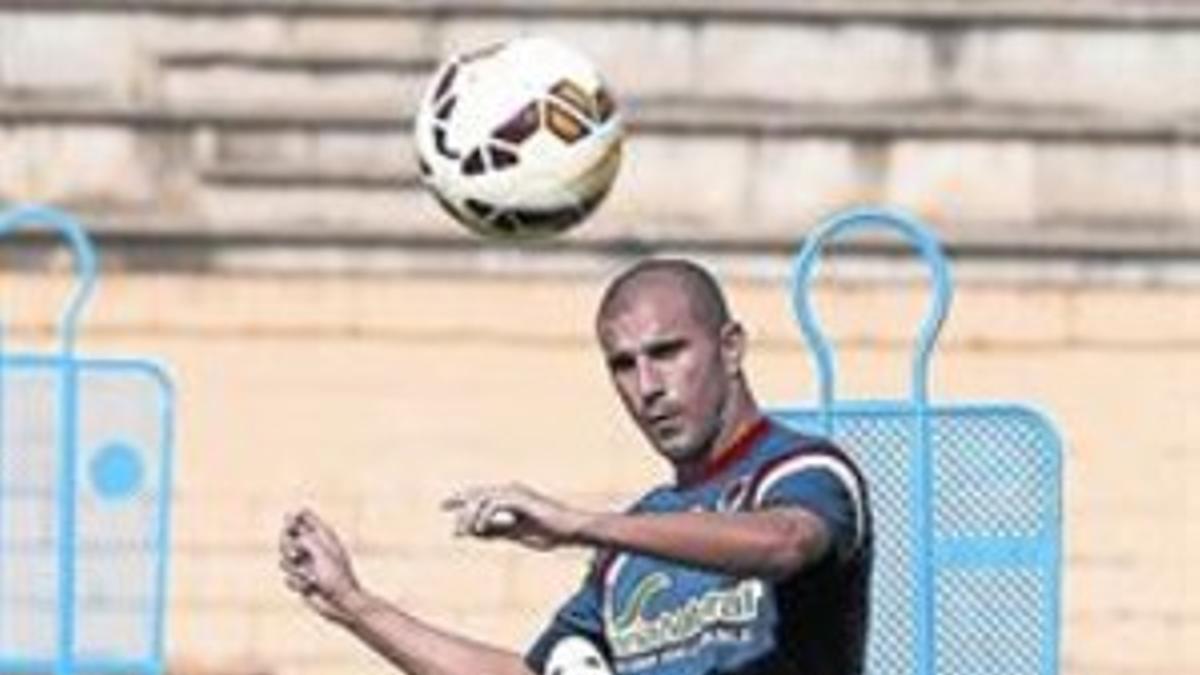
777, 206, 1063, 675
0, 204, 175, 675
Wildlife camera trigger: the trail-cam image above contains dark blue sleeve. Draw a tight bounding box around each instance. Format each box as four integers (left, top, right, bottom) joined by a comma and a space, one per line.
524, 557, 608, 674
752, 449, 865, 559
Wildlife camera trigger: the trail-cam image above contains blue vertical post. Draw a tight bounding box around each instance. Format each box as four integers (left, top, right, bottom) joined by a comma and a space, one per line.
55, 342, 78, 675
791, 207, 953, 675
150, 374, 176, 674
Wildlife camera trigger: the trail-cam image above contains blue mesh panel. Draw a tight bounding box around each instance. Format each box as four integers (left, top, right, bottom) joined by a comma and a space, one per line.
933, 411, 1057, 540
0, 359, 172, 673
937, 568, 1050, 675
0, 366, 61, 662
74, 367, 170, 662
776, 406, 1060, 675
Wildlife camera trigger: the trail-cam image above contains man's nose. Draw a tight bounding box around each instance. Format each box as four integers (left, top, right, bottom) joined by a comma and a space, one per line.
635, 358, 665, 403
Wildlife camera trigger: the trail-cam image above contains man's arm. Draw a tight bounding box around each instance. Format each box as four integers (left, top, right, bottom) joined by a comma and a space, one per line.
446, 485, 832, 581
279, 510, 535, 675
576, 507, 830, 581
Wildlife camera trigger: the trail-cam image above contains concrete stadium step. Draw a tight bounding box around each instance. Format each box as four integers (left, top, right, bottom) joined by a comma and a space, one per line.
42, 188, 1200, 257
0, 9, 434, 106
157, 52, 436, 111
197, 161, 439, 230
3, 97, 1187, 139
187, 153, 1200, 257
432, 14, 1200, 116
202, 161, 418, 190
152, 11, 1200, 117
6, 1, 1200, 116
9, 0, 1200, 25
51, 192, 1200, 256
193, 140, 1200, 259
5, 96, 1199, 255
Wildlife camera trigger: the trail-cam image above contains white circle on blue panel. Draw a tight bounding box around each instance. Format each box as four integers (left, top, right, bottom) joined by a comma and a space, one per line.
90, 441, 144, 499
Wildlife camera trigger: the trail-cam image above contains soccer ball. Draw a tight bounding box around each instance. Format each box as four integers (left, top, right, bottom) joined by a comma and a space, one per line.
544, 636, 613, 675
413, 36, 623, 239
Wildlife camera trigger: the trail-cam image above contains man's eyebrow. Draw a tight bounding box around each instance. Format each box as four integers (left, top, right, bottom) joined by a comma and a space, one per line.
645, 336, 687, 355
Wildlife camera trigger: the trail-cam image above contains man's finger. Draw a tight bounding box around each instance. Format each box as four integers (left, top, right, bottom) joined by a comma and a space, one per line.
283, 567, 316, 594
296, 508, 325, 535
470, 492, 506, 536
279, 549, 312, 576
287, 510, 337, 553
444, 484, 501, 510
278, 557, 302, 576
447, 489, 478, 535
453, 497, 477, 536
445, 487, 524, 537
490, 509, 519, 529
280, 537, 311, 564
468, 501, 492, 536
478, 501, 519, 533
285, 510, 310, 533
284, 573, 306, 593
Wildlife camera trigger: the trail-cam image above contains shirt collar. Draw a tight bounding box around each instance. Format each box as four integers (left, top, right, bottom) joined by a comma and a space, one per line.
677, 416, 770, 490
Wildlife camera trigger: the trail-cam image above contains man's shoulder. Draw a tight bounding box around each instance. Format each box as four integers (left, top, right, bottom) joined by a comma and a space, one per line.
750, 417, 871, 503
758, 416, 854, 465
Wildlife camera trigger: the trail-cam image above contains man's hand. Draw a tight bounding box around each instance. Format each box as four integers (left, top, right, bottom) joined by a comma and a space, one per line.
279, 508, 537, 675
279, 509, 364, 625
442, 483, 593, 551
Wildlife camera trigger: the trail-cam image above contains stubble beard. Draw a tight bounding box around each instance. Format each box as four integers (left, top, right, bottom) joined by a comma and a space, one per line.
652, 408, 724, 468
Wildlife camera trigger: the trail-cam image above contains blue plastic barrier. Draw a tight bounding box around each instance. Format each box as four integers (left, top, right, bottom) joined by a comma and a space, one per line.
0, 205, 174, 675
773, 207, 1062, 675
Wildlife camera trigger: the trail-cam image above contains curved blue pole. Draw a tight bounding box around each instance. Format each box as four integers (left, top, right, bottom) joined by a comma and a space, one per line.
0, 203, 98, 355
789, 206, 953, 675
790, 206, 953, 414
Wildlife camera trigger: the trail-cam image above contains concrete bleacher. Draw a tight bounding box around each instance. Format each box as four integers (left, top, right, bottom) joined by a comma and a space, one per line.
3, 0, 1200, 269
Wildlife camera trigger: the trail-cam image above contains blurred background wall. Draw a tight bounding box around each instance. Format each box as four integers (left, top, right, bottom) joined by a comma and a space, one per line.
1, 1, 1198, 674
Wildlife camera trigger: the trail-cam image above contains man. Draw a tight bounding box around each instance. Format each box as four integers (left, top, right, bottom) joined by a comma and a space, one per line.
280, 258, 872, 675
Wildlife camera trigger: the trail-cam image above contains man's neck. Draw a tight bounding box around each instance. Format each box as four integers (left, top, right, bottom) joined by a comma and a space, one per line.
675, 389, 762, 487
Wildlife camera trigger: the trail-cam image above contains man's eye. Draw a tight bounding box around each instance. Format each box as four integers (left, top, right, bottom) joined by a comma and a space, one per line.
608, 355, 634, 372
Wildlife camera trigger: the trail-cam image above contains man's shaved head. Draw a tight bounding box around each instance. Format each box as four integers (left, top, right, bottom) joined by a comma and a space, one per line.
593, 257, 753, 470
597, 258, 731, 333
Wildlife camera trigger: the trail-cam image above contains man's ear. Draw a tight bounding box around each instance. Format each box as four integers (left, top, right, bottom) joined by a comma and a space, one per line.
719, 321, 747, 376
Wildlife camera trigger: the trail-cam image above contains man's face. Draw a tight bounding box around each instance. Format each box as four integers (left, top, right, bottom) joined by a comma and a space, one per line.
597, 280, 738, 465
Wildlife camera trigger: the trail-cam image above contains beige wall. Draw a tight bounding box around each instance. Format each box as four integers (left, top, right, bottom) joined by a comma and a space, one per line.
4, 270, 1196, 674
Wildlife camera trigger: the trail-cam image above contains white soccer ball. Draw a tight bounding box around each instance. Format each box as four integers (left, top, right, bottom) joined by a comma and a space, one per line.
544, 636, 613, 675
413, 36, 623, 239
